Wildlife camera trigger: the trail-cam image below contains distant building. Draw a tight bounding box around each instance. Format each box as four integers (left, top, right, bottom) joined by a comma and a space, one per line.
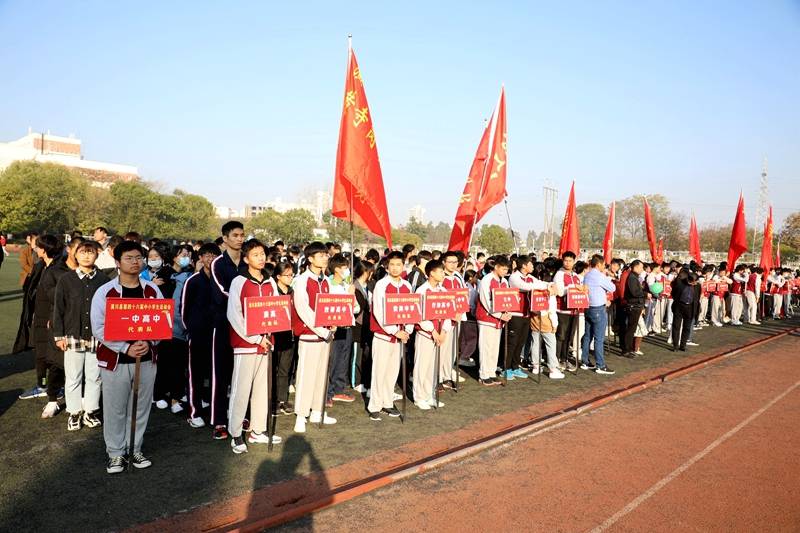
214, 206, 240, 219
0, 129, 139, 188
409, 204, 426, 224
244, 190, 332, 224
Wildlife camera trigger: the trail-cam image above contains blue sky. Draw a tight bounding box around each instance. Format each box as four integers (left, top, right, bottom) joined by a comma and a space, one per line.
1, 1, 798, 235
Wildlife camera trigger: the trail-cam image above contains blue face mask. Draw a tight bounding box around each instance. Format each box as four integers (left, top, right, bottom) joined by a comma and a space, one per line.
178, 256, 191, 269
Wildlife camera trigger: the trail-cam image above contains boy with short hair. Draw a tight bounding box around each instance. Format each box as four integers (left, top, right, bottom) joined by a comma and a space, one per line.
413, 259, 451, 409
507, 255, 552, 379
369, 251, 414, 419
477, 256, 512, 386
226, 239, 282, 453
53, 240, 109, 430
326, 253, 360, 405
553, 251, 584, 369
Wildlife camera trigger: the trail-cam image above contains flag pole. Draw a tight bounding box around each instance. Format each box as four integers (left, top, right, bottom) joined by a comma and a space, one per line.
504, 198, 519, 254
347, 34, 355, 273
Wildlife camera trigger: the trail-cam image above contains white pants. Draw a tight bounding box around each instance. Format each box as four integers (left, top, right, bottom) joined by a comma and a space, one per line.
64, 348, 101, 415
745, 291, 758, 323
699, 297, 709, 323
294, 341, 330, 418
711, 296, 724, 324
478, 324, 502, 380
413, 334, 436, 404
439, 323, 457, 383
773, 294, 783, 317
228, 353, 270, 437
369, 337, 403, 412
730, 294, 744, 324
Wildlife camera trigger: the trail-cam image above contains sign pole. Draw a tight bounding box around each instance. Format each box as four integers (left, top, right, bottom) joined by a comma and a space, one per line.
127, 356, 142, 471
319, 338, 335, 429
266, 345, 274, 452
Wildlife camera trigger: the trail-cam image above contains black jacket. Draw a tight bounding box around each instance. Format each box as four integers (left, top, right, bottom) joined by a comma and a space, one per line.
211, 251, 248, 326
182, 270, 215, 338
624, 271, 646, 307
52, 268, 110, 341
33, 257, 71, 328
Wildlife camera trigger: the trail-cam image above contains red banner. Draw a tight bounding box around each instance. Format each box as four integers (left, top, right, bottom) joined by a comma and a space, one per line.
244, 295, 292, 336
104, 298, 174, 341
566, 288, 589, 310
423, 291, 456, 321
492, 287, 523, 313
716, 282, 729, 294
703, 281, 717, 293
314, 294, 356, 328
661, 282, 672, 299
384, 293, 422, 325
449, 287, 470, 314
530, 290, 550, 312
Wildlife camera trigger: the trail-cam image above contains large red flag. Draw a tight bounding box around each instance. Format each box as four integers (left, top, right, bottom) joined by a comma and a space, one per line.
558, 182, 579, 256
688, 214, 702, 265
447, 122, 490, 253
602, 201, 615, 264
643, 197, 658, 262
474, 88, 507, 221
332, 47, 393, 248
727, 193, 748, 269
759, 206, 773, 274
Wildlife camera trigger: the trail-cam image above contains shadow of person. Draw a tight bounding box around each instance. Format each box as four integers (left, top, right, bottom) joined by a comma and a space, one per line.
244, 434, 331, 531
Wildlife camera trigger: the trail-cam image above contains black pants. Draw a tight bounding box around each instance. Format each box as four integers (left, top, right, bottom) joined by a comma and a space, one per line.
671, 303, 694, 349
353, 339, 372, 389
187, 333, 212, 419
555, 313, 578, 363
211, 326, 233, 426
272, 345, 293, 405
154, 338, 188, 402
506, 316, 531, 370
624, 306, 644, 353
615, 304, 628, 350
327, 329, 352, 400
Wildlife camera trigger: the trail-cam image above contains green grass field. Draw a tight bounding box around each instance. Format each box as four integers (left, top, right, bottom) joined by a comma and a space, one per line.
0, 254, 796, 532
0, 255, 23, 356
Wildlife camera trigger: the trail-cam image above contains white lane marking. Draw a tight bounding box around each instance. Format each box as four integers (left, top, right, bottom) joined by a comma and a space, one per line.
589, 379, 800, 533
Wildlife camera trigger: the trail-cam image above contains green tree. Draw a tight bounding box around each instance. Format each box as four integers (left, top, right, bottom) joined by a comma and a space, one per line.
321, 210, 368, 245
390, 229, 422, 251
0, 161, 88, 232
405, 217, 428, 240
781, 211, 800, 251
477, 224, 514, 254
576, 203, 607, 248
107, 181, 166, 237
76, 186, 113, 231
274, 209, 316, 244
427, 221, 452, 245
172, 190, 217, 240
616, 194, 685, 249
525, 229, 537, 249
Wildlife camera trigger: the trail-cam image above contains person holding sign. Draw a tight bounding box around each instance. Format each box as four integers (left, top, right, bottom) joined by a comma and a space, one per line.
325, 253, 360, 406
476, 256, 512, 386
91, 241, 163, 474
711, 267, 731, 327
554, 251, 586, 371
730, 264, 748, 326
698, 265, 715, 327
226, 239, 282, 454
508, 255, 553, 379
292, 242, 337, 433
413, 259, 452, 410
441, 251, 468, 386
368, 251, 414, 420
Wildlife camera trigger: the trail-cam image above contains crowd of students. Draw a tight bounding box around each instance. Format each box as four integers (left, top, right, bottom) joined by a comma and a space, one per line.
11, 223, 798, 474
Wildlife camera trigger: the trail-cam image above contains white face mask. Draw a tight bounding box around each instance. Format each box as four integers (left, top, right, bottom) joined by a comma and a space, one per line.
341, 268, 351, 279
147, 259, 163, 270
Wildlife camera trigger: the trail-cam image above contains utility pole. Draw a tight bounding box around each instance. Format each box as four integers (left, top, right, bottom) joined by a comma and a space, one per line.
752, 157, 769, 254
542, 180, 558, 254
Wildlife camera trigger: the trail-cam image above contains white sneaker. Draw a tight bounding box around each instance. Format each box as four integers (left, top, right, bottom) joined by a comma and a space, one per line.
712, 322, 723, 327
457, 375, 466, 383
549, 370, 565, 380
170, 402, 184, 414
459, 358, 476, 367
187, 416, 205, 428
309, 411, 337, 425
667, 338, 673, 344
155, 399, 169, 409
428, 399, 445, 408
354, 384, 366, 393
201, 400, 210, 408
41, 401, 60, 419
289, 384, 296, 394
723, 317, 731, 324
686, 341, 699, 346
294, 415, 306, 433
750, 321, 761, 325
230, 436, 247, 454
180, 395, 188, 402
248, 432, 282, 445
392, 392, 402, 401
366, 389, 371, 398
530, 366, 540, 375
415, 401, 431, 410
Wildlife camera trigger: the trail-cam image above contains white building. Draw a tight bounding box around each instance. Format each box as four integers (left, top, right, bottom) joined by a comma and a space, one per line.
214, 206, 241, 219
409, 204, 426, 224
0, 129, 139, 188
244, 190, 332, 224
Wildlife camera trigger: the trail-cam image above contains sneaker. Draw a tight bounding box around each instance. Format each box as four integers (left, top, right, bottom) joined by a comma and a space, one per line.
201, 400, 210, 408
686, 341, 699, 347
294, 415, 306, 433
442, 380, 456, 390
530, 366, 541, 375
749, 321, 761, 325
366, 389, 371, 398
428, 399, 445, 408
369, 411, 382, 421
289, 384, 296, 394
512, 368, 528, 379
501, 370, 516, 381
353, 384, 367, 393
693, 325, 702, 331
187, 416, 205, 428
459, 358, 476, 367
457, 375, 466, 383
480, 378, 500, 387
415, 401, 431, 410
248, 431, 282, 445
41, 401, 61, 419
712, 322, 723, 327
634, 350, 644, 356
170, 402, 184, 414
309, 411, 337, 425
106, 456, 126, 474
566, 362, 577, 372
490, 377, 503, 385
82, 411, 102, 428
595, 366, 615, 375
19, 385, 47, 400
382, 407, 402, 418
67, 413, 82, 431
155, 399, 169, 409
212, 425, 229, 440
392, 392, 403, 401
549, 369, 565, 379
580, 362, 596, 370
231, 436, 247, 454
180, 395, 188, 402
130, 451, 152, 469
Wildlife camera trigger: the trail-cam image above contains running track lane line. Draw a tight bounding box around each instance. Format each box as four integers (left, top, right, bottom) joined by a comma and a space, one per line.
588, 378, 800, 533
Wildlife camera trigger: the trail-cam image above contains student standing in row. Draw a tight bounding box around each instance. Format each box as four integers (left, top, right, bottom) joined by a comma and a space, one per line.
413, 259, 451, 410
476, 256, 511, 386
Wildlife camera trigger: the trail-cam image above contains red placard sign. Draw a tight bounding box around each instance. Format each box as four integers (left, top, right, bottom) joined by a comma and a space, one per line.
423, 291, 456, 321
530, 290, 550, 312
384, 293, 423, 325
449, 287, 470, 315
716, 281, 729, 294
104, 298, 174, 341
661, 282, 672, 299
566, 288, 589, 310
703, 281, 717, 293
314, 294, 355, 328
244, 295, 292, 335
492, 287, 523, 313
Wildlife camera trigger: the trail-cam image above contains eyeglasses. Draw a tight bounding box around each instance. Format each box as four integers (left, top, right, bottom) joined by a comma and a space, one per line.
280, 273, 294, 278
121, 256, 144, 263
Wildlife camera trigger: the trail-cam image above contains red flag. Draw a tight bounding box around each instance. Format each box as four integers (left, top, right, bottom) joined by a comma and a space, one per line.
474, 88, 507, 221
726, 193, 748, 269
332, 47, 393, 248
656, 238, 664, 263
643, 197, 658, 262
688, 214, 702, 265
602, 201, 615, 264
558, 181, 579, 256
759, 206, 773, 274
447, 121, 491, 253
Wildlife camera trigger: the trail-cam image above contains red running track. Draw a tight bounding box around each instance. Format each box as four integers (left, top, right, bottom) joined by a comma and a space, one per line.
281, 333, 800, 532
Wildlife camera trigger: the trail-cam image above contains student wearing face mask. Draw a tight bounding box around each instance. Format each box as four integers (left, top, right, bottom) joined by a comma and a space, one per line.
326, 253, 360, 407
140, 244, 176, 298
